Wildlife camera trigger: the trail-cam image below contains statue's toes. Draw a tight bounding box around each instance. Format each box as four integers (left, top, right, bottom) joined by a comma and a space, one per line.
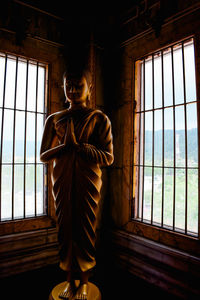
75, 294, 87, 300
59, 291, 70, 299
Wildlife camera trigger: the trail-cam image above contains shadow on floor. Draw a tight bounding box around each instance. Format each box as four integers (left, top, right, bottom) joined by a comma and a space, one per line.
1, 263, 182, 300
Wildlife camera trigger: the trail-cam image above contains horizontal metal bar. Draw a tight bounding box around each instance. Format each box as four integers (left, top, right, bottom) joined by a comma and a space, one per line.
0, 162, 44, 165
131, 37, 194, 63
0, 106, 46, 115
133, 164, 198, 170
0, 51, 48, 67
135, 99, 198, 114
134, 217, 198, 237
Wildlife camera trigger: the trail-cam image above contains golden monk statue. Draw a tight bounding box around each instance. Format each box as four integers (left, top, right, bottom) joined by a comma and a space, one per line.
40, 68, 114, 300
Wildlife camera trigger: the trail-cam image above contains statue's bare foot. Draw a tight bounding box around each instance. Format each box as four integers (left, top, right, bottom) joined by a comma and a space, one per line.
59, 281, 74, 299
75, 283, 88, 300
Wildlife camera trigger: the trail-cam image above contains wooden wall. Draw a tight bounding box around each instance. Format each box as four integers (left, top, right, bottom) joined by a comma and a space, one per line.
106, 0, 200, 298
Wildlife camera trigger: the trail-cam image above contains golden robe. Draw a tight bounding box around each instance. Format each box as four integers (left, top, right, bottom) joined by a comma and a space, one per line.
48, 107, 113, 272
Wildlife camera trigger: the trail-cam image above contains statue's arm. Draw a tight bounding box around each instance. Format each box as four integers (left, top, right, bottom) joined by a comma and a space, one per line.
78, 114, 114, 166
40, 115, 66, 163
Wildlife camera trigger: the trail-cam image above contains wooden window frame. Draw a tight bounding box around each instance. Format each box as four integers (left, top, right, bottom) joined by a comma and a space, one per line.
0, 51, 56, 236
124, 35, 200, 257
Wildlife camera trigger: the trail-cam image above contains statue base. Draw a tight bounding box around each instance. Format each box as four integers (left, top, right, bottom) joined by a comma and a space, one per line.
49, 281, 101, 300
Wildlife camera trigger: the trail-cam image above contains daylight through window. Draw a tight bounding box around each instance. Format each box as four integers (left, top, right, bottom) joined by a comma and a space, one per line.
0, 53, 47, 221
133, 38, 198, 236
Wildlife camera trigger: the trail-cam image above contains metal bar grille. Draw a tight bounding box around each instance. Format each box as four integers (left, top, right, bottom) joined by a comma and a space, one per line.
23, 60, 29, 218
151, 55, 155, 225
134, 38, 199, 237
171, 46, 176, 231
0, 53, 47, 222
182, 42, 188, 234
0, 55, 7, 221
11, 57, 18, 219
161, 50, 165, 227
141, 60, 145, 222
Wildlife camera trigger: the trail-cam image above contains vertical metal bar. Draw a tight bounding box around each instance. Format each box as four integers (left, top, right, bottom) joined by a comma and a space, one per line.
193, 37, 200, 239
161, 50, 165, 227
23, 60, 29, 218
151, 55, 154, 225
141, 59, 145, 221
0, 55, 7, 221
137, 62, 142, 219
35, 63, 39, 217
171, 46, 176, 231
11, 57, 18, 220
132, 60, 136, 218
182, 42, 188, 234
43, 66, 47, 215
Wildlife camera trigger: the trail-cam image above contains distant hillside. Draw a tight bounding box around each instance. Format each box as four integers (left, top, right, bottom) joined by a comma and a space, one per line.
1, 140, 41, 162
145, 128, 198, 163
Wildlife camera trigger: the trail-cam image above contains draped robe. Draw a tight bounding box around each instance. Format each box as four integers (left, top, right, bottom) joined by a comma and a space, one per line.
44, 107, 113, 272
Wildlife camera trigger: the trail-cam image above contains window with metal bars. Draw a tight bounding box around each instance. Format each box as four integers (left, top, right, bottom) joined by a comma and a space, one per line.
133, 38, 198, 237
0, 53, 47, 221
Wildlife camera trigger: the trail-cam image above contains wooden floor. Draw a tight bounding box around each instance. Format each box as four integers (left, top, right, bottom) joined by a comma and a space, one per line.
1, 263, 181, 300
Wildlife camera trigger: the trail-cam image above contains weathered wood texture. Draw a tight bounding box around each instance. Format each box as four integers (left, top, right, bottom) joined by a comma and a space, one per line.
109, 229, 200, 299
107, 1, 200, 297
0, 228, 59, 278
109, 0, 200, 254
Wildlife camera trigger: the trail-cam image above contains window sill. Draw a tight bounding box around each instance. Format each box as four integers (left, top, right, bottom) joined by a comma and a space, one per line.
0, 215, 57, 236
109, 228, 200, 298
0, 226, 59, 278
124, 220, 200, 256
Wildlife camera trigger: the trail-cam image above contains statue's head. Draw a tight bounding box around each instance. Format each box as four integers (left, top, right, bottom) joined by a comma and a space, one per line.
63, 69, 92, 105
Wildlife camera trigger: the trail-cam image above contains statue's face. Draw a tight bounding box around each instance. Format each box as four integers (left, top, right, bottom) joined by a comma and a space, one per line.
64, 75, 89, 103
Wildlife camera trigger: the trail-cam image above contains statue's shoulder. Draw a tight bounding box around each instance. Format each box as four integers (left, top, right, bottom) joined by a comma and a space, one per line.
46, 109, 69, 124
89, 108, 109, 119
91, 109, 111, 124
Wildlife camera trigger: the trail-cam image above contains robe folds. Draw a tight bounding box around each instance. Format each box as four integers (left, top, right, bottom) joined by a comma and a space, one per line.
47, 107, 114, 272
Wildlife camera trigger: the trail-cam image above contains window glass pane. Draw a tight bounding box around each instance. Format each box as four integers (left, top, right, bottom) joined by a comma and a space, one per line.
187, 169, 198, 234
175, 105, 185, 167
27, 63, 37, 111
163, 49, 173, 107
15, 111, 25, 163
184, 42, 196, 102
26, 112, 35, 163
163, 167, 173, 228
173, 46, 184, 105
37, 164, 44, 215
16, 60, 27, 110
145, 111, 152, 165
37, 114, 44, 162
25, 164, 35, 217
164, 107, 174, 167
134, 39, 198, 237
0, 109, 2, 147
187, 103, 198, 167
1, 165, 12, 220
4, 57, 16, 109
0, 55, 5, 107
0, 53, 47, 223
138, 166, 144, 219
145, 58, 152, 110
139, 112, 144, 165
154, 54, 162, 108
153, 167, 162, 224
14, 164, 24, 219
154, 109, 162, 166
143, 166, 152, 221
175, 168, 185, 231
2, 109, 14, 163
37, 66, 45, 113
